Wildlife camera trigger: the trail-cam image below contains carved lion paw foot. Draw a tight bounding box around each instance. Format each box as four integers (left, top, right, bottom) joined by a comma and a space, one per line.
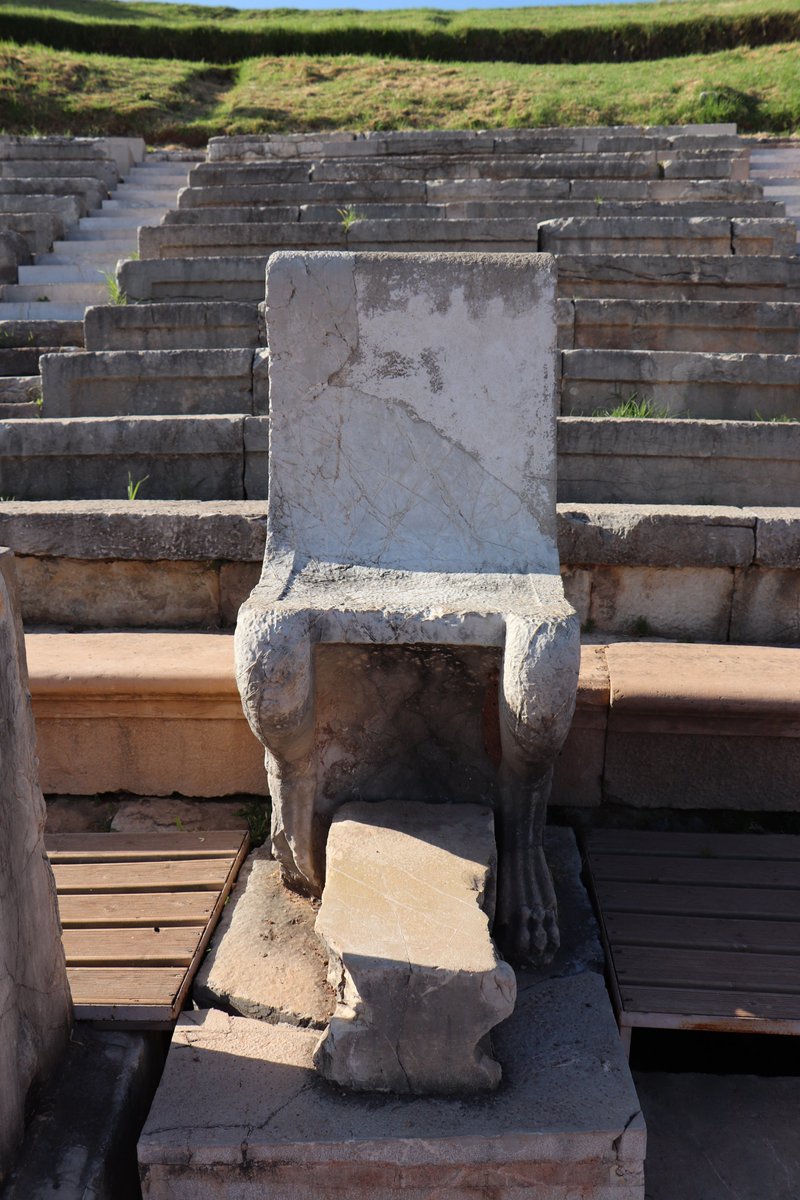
495, 847, 560, 967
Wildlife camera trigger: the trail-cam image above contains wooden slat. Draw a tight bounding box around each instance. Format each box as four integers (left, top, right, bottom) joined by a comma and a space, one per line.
52, 858, 232, 894
58, 891, 216, 928
595, 880, 800, 921
605, 912, 800, 955
62, 927, 200, 967
620, 985, 800, 1023
591, 852, 800, 891
68, 967, 187, 1022
613, 945, 800, 994
588, 829, 800, 862
46, 831, 245, 862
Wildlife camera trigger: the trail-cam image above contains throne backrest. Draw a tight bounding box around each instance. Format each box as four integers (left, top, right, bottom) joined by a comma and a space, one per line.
264, 250, 560, 577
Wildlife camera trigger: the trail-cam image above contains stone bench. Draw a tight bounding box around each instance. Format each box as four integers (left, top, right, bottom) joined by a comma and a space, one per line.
20, 630, 800, 814
0, 177, 106, 215
0, 158, 118, 189
2, 499, 798, 646
0, 414, 266, 500
562, 298, 800, 354
558, 416, 800, 506
557, 254, 800, 301
0, 194, 81, 229
84, 302, 261, 351
0, 212, 61, 256
39, 348, 266, 417
119, 256, 268, 302
539, 216, 797, 256
561, 348, 800, 420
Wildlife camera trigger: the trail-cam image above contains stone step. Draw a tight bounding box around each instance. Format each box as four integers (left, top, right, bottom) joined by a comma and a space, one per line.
164, 198, 784, 226
561, 349, 800, 420
0, 318, 83, 347
18, 264, 122, 284
0, 159, 118, 188
77, 215, 152, 232
0, 413, 266, 500
0, 282, 108, 304
563, 298, 800, 354
110, 188, 184, 205
84, 301, 261, 350
0, 178, 104, 216
0, 194, 81, 224
119, 252, 800, 305
1, 493, 797, 643
558, 415, 799, 506
0, 212, 62, 255
139, 215, 791, 259
21, 631, 800, 813
39, 348, 263, 417
90, 206, 169, 223
0, 347, 47, 375
0, 301, 91, 321
37, 243, 137, 265
176, 178, 762, 209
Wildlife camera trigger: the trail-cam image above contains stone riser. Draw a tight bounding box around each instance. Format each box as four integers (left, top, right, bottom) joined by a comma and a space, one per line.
21, 631, 800, 815
0, 415, 795, 504
1, 501, 797, 647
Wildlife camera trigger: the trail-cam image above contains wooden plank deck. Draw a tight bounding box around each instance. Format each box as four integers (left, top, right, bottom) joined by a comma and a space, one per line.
585, 829, 800, 1053
46, 830, 250, 1028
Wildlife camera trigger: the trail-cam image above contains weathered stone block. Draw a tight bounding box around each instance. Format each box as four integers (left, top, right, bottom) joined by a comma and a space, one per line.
539, 215, 731, 256
0, 549, 71, 1182
587, 564, 735, 641
138, 975, 645, 1199
572, 298, 800, 355
84, 302, 261, 351
557, 253, 800, 302
193, 849, 334, 1028
315, 801, 515, 1094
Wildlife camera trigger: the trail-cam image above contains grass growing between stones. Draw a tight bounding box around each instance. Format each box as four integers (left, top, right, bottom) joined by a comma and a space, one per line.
1, 40, 799, 140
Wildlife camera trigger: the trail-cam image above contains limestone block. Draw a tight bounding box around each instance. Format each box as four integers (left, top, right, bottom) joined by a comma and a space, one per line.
0, 500, 267, 560
0, 414, 247, 500
314, 801, 514, 1094
40, 348, 256, 418
572, 298, 800, 355
119, 255, 267, 302
166, 204, 300, 224
587, 564, 734, 640
732, 217, 798, 255
138, 974, 644, 1200
194, 850, 334, 1028
754, 508, 800, 567
189, 161, 325, 187
539, 215, 731, 256
0, 211, 60, 255
84, 302, 261, 351
556, 503, 755, 568
15, 555, 221, 628
0, 317, 83, 348
0, 157, 117, 187
552, 645, 609, 809
0, 549, 71, 1181
219, 561, 260, 624
0, 230, 30, 281
562, 348, 800, 422
178, 179, 428, 209
427, 177, 571, 202
0, 177, 105, 212
557, 417, 800, 507
730, 566, 800, 644
556, 253, 800, 303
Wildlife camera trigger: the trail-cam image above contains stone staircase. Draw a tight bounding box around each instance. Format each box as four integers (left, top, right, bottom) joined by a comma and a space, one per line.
0, 122, 798, 801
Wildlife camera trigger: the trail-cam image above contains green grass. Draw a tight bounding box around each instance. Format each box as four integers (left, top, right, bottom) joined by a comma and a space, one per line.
1, 0, 800, 64
1, 39, 799, 141
593, 395, 672, 418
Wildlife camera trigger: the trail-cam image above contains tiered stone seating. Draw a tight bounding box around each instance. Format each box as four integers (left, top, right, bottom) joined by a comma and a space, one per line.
0, 123, 798, 813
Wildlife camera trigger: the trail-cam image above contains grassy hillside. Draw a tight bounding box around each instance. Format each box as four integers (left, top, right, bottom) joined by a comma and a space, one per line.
1, 39, 797, 143
1, 0, 799, 63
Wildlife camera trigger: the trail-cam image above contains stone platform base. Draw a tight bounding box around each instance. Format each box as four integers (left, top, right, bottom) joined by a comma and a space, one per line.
138, 972, 645, 1200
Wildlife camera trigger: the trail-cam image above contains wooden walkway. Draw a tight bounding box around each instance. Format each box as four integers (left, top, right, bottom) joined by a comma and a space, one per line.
47, 830, 249, 1028
585, 828, 800, 1054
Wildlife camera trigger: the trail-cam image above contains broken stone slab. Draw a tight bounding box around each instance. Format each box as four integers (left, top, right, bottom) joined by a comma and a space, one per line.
0, 548, 71, 1181
4, 1024, 164, 1200
84, 301, 261, 351
40, 348, 256, 418
314, 801, 515, 1095
194, 848, 334, 1028
138, 974, 645, 1200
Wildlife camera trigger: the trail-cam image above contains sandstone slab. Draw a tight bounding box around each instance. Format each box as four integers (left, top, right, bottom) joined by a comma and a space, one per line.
315, 801, 515, 1094
139, 973, 644, 1199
